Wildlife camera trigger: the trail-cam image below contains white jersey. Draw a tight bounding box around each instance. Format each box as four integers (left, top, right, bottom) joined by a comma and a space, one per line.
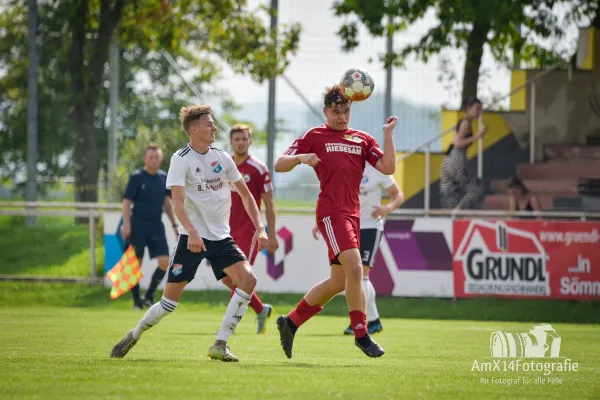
360, 164, 396, 230
166, 145, 242, 240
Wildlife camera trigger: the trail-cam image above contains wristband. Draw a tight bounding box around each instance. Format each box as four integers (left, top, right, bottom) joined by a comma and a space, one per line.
172, 224, 178, 228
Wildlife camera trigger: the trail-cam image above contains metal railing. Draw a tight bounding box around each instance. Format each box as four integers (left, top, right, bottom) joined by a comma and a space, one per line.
2, 201, 599, 282
398, 61, 573, 210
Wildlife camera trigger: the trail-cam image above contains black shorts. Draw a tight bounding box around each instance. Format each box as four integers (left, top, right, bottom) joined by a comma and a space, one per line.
167, 235, 247, 283
128, 217, 169, 259
360, 228, 384, 268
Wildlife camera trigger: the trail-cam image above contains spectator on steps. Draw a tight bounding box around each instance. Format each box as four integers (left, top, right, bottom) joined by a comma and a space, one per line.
507, 176, 540, 218
440, 96, 486, 210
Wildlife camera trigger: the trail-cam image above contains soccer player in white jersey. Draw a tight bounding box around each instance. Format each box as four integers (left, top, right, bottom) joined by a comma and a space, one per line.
312, 163, 403, 334
110, 105, 268, 362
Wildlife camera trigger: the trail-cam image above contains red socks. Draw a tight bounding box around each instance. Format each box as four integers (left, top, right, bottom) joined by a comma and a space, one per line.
230, 286, 264, 314
249, 292, 264, 314
349, 310, 368, 338
288, 298, 323, 327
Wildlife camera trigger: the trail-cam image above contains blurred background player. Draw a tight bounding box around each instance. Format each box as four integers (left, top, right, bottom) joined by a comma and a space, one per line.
274, 85, 398, 359
312, 163, 404, 335
439, 96, 486, 210
120, 144, 178, 310
111, 105, 268, 362
222, 123, 279, 334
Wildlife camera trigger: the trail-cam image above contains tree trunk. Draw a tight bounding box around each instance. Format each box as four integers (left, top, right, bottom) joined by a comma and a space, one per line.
66, 0, 125, 221
461, 20, 491, 102
70, 105, 99, 204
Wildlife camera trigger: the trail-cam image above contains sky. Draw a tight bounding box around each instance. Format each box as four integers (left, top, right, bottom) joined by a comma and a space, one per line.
219, 0, 486, 109
215, 0, 583, 112
206, 0, 586, 187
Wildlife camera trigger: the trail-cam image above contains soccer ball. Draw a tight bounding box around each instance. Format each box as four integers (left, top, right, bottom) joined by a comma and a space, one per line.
339, 68, 374, 102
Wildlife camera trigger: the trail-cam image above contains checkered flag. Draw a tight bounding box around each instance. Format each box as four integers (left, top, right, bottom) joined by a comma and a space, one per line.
106, 245, 143, 300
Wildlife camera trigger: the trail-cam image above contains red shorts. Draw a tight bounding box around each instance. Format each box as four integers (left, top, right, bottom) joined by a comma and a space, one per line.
232, 234, 258, 265
317, 215, 360, 265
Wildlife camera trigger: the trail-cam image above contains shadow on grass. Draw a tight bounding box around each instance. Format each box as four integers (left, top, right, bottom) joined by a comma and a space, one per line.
1, 282, 599, 324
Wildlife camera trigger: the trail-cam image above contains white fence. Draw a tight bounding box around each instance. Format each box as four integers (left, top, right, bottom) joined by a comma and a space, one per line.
2, 201, 600, 290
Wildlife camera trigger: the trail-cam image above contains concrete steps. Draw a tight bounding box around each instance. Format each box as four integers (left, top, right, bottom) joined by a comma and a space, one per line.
483, 145, 600, 211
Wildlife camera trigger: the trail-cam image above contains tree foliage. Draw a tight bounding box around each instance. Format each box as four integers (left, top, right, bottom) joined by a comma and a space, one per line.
0, 0, 301, 204
333, 0, 575, 103
108, 99, 272, 202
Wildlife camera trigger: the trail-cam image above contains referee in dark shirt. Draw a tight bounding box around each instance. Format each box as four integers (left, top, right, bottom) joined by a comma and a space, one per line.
121, 144, 177, 310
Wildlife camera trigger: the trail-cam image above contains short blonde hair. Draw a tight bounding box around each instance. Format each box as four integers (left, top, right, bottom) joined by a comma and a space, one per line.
229, 123, 252, 139
144, 143, 162, 155
179, 105, 212, 133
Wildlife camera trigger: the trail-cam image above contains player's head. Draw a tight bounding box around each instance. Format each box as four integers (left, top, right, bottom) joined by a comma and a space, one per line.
463, 96, 482, 120
143, 143, 163, 172
323, 85, 351, 131
230, 124, 252, 156
179, 105, 216, 144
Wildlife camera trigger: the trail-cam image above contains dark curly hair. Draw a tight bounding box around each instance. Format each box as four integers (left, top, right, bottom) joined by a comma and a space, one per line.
323, 85, 350, 108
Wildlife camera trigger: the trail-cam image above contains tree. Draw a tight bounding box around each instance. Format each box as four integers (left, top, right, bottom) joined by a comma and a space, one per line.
0, 1, 73, 191
0, 0, 301, 204
107, 100, 272, 202
333, 0, 569, 103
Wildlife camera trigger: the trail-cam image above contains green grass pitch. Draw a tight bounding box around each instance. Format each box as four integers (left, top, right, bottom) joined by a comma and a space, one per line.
1, 285, 599, 399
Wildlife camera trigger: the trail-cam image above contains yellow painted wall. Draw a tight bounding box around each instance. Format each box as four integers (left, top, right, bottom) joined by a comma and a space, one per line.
441, 110, 462, 152
510, 70, 527, 111
440, 112, 512, 159
394, 151, 445, 202
392, 27, 599, 204
394, 111, 514, 201
580, 27, 596, 71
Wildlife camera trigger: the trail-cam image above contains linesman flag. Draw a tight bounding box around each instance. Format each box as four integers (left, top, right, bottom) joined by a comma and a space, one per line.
106, 245, 142, 300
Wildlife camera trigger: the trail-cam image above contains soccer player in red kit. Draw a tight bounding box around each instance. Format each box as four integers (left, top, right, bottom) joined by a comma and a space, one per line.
274, 85, 398, 358
221, 124, 279, 334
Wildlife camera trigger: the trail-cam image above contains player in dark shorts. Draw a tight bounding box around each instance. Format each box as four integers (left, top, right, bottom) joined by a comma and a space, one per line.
273, 85, 399, 359
120, 144, 177, 310
111, 105, 268, 362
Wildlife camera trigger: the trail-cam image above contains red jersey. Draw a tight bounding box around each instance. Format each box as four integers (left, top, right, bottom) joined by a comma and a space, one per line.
284, 124, 383, 219
229, 154, 273, 239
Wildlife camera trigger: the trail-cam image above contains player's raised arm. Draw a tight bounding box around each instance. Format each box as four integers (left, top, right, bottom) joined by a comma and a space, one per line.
274, 154, 301, 172
375, 116, 399, 175
275, 153, 320, 172
275, 130, 319, 172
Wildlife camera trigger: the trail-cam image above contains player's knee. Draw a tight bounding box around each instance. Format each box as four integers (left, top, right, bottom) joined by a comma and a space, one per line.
345, 264, 363, 282
157, 257, 169, 270
247, 272, 257, 289
237, 270, 257, 293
